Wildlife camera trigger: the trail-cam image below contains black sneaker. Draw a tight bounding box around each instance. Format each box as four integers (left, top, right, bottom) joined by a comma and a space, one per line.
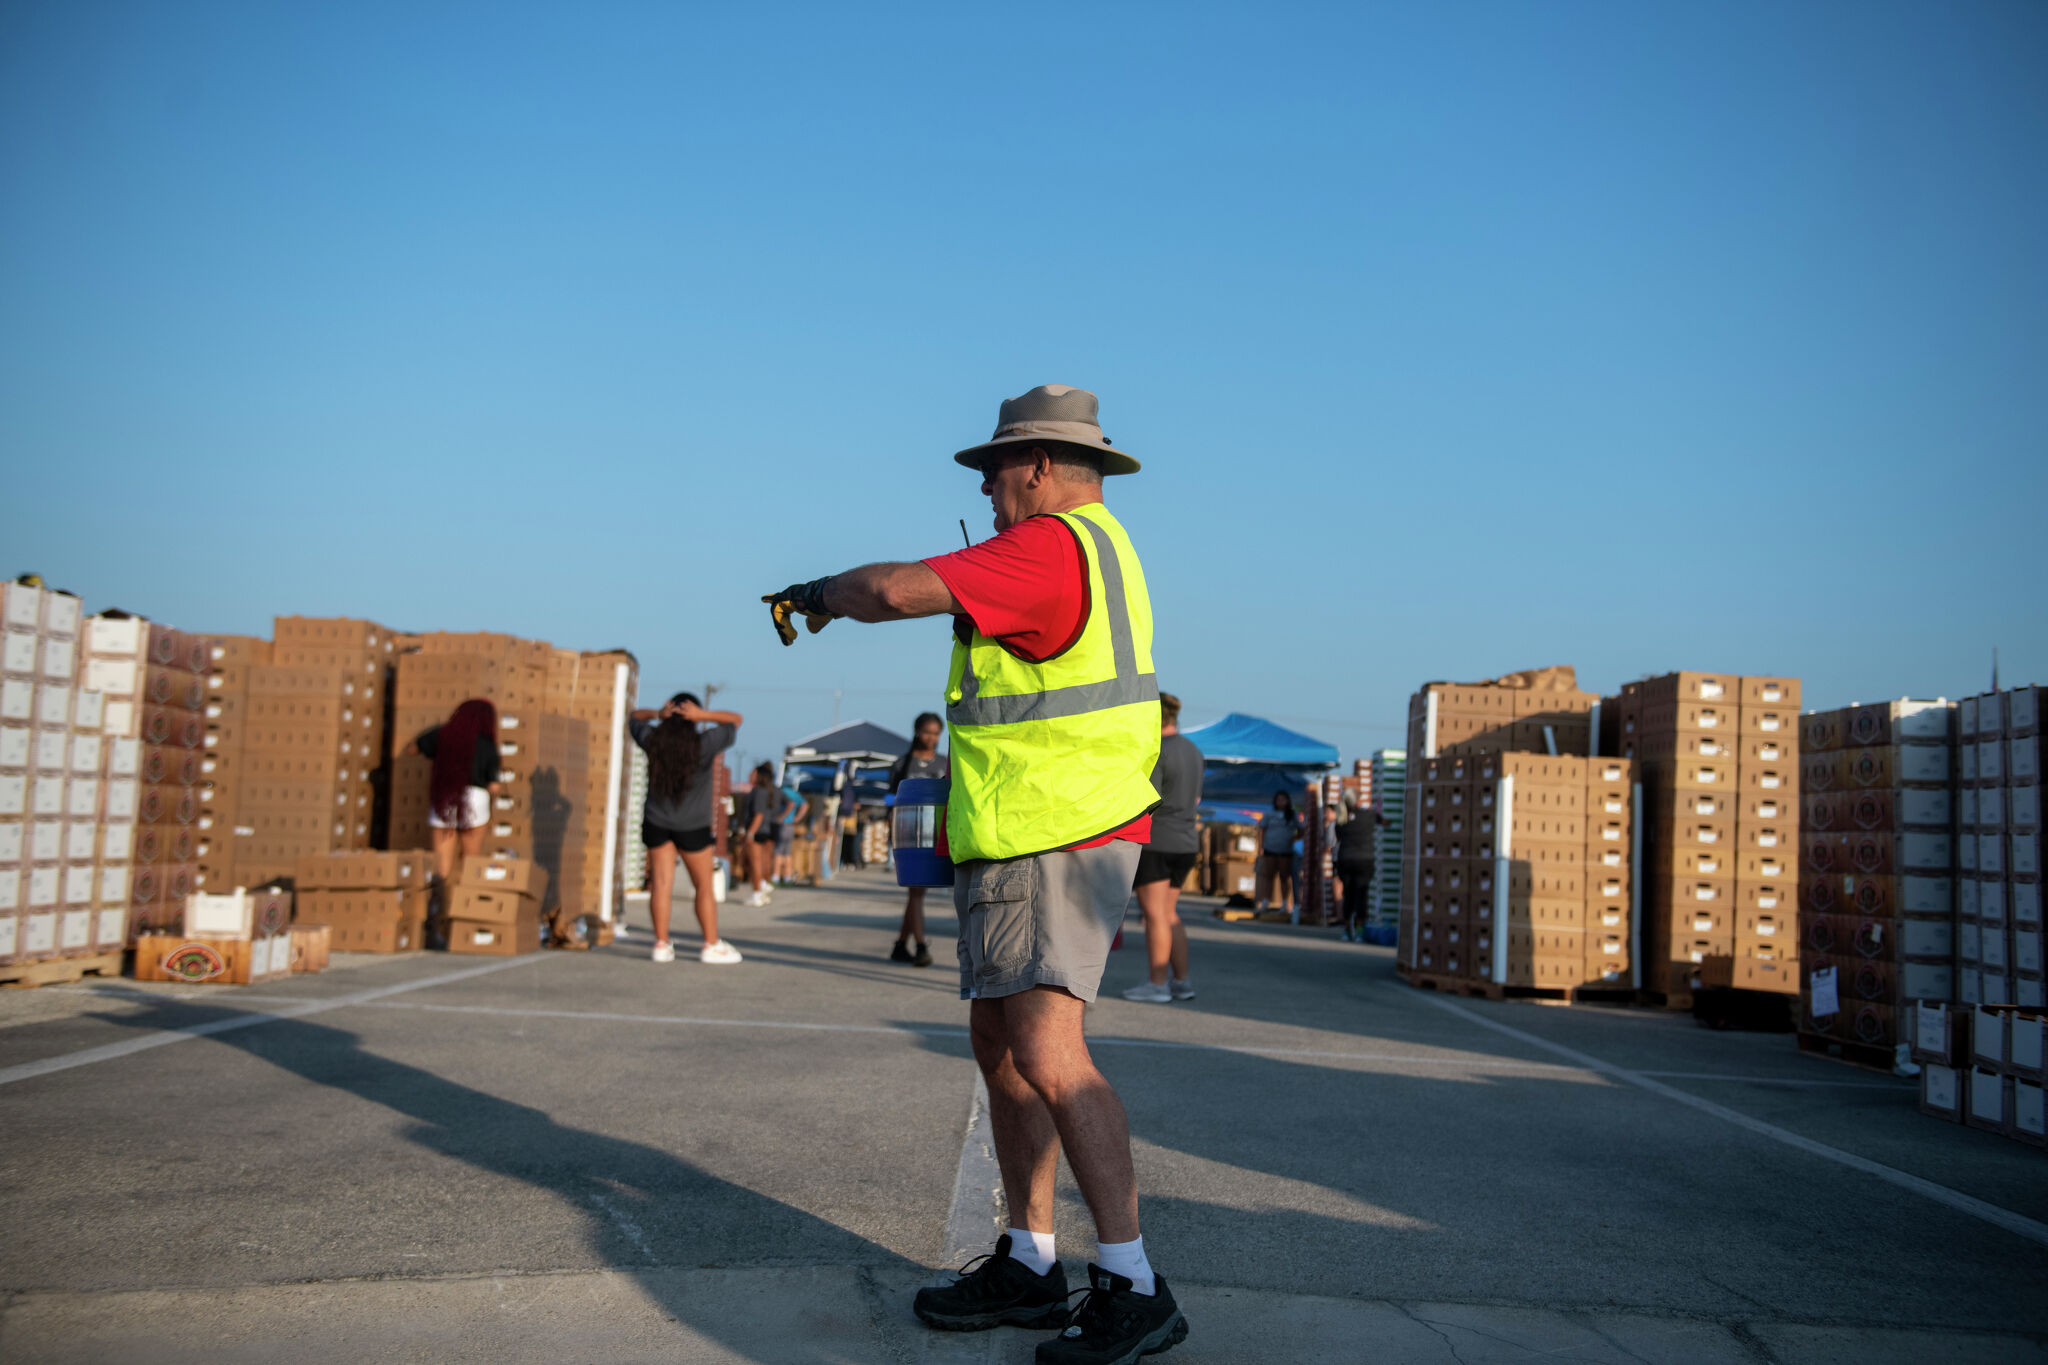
913, 1234, 1071, 1332
1035, 1265, 1187, 1365
913, 942, 933, 968
890, 941, 916, 964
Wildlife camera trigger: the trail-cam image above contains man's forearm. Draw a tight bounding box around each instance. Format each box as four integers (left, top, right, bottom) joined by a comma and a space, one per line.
820, 562, 962, 622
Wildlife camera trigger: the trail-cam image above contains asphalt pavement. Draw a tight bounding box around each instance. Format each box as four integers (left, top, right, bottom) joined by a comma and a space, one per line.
0, 866, 2043, 1364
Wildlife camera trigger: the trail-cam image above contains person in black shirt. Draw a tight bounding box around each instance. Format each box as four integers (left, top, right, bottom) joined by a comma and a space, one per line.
403, 698, 501, 933
627, 692, 745, 965
1124, 693, 1201, 1002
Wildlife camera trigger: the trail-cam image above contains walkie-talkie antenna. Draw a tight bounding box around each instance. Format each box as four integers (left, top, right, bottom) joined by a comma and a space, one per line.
960, 519, 971, 547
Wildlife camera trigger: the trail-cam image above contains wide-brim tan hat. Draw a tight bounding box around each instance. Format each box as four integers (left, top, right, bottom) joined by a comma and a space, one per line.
953, 384, 1140, 476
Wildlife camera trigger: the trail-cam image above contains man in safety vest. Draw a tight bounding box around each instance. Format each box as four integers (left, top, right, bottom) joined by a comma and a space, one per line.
764, 386, 1189, 1363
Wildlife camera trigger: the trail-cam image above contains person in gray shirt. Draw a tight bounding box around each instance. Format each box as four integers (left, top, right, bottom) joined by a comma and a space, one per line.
628, 693, 744, 966
1124, 692, 1202, 1002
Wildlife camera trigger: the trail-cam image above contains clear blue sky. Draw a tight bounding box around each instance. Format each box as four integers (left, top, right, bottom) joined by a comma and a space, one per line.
4, 1, 2043, 774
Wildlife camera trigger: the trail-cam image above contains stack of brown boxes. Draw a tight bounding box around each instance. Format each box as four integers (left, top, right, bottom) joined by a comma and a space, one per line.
1613, 672, 1800, 1003
1798, 700, 1955, 1058
1397, 668, 1605, 982
390, 635, 592, 933
1405, 751, 1633, 989
295, 850, 432, 952
448, 856, 547, 954
82, 615, 212, 942
1204, 823, 1260, 901
134, 885, 294, 985
222, 618, 393, 886
196, 633, 272, 893
543, 647, 638, 936
1913, 1002, 2046, 1147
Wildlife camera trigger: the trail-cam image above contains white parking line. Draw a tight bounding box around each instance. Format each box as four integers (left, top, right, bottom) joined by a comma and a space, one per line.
0, 957, 547, 1088
940, 1073, 1004, 1266
1414, 990, 2048, 1250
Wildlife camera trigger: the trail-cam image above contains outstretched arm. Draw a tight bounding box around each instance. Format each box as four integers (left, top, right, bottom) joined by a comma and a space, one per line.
818, 563, 964, 622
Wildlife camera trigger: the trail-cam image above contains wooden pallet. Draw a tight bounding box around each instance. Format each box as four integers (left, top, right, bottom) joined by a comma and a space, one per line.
0, 950, 125, 990
1399, 967, 1638, 1007
1638, 989, 1695, 1013
1796, 1029, 1900, 1074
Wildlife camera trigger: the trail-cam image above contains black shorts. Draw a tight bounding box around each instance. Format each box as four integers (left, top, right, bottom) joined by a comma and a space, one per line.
750, 829, 776, 845
1135, 849, 1198, 889
642, 822, 713, 853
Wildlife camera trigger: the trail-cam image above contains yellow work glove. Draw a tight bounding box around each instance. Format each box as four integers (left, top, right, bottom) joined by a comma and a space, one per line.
762, 578, 836, 647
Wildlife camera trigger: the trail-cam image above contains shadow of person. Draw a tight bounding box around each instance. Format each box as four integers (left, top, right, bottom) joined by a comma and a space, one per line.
76, 1000, 926, 1359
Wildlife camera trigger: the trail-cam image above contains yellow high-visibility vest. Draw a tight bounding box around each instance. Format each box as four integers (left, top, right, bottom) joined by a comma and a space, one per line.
943, 503, 1160, 862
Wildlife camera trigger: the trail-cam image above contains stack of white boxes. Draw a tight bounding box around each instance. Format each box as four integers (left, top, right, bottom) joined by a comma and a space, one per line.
1958, 687, 2045, 1009
0, 583, 131, 966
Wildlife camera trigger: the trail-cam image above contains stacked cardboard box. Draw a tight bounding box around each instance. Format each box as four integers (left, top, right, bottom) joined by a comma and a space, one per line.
543, 647, 638, 932
1405, 751, 1634, 989
1398, 670, 1602, 975
390, 637, 594, 928
134, 885, 296, 984
1614, 672, 1800, 1001
1912, 1001, 2046, 1148
1959, 687, 2045, 1009
1205, 822, 1260, 900
0, 584, 132, 963
1369, 748, 1406, 925
296, 850, 432, 953
448, 856, 548, 955
215, 618, 393, 887
81, 614, 216, 944
1799, 700, 1956, 1055
196, 633, 272, 893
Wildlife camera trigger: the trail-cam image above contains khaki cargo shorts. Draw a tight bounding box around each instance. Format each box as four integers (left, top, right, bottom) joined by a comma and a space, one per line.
952, 842, 1142, 1003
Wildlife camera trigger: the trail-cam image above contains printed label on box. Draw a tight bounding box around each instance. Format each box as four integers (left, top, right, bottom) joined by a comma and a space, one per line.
1810, 965, 1839, 1017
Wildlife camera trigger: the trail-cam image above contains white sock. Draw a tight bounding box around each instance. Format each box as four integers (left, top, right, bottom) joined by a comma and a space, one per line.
1005, 1227, 1055, 1276
1095, 1235, 1155, 1295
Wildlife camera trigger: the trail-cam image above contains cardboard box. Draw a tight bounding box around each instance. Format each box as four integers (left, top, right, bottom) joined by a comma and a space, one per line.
1966, 1067, 2010, 1134
2016, 1078, 2046, 1148
133, 932, 291, 985
447, 885, 532, 925
1919, 1062, 1962, 1121
297, 850, 432, 890
288, 923, 331, 973
448, 908, 541, 955
1911, 1001, 1964, 1067
2009, 1011, 2045, 1080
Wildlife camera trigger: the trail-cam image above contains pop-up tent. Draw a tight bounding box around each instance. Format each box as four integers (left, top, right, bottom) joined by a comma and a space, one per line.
1180, 713, 1339, 821
783, 720, 912, 805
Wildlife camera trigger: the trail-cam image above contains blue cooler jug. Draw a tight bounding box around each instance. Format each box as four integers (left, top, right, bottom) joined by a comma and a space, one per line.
888, 777, 954, 888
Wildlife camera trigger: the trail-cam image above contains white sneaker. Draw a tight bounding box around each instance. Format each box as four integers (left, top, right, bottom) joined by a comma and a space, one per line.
746, 891, 768, 908
700, 940, 743, 965
1169, 977, 1196, 1000
650, 941, 674, 963
1122, 981, 1173, 1003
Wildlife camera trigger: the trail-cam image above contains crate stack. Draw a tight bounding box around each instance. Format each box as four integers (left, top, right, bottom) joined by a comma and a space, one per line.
1405, 750, 1633, 989
81, 614, 214, 944
195, 633, 272, 893
295, 850, 432, 953
1913, 1002, 2045, 1149
217, 618, 394, 887
1613, 672, 1800, 1004
135, 885, 295, 985
624, 742, 649, 890
1397, 669, 1601, 977
389, 634, 590, 941
1797, 700, 1956, 1060
1960, 688, 2045, 1010
448, 857, 549, 955
1205, 822, 1261, 901
1368, 748, 1406, 925
543, 647, 638, 935
1, 584, 131, 967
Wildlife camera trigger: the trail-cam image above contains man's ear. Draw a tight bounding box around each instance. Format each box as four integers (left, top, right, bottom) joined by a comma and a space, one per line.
1028, 446, 1053, 487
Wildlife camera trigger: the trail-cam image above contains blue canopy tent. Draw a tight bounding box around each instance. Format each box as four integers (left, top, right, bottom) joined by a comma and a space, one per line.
1180, 713, 1340, 823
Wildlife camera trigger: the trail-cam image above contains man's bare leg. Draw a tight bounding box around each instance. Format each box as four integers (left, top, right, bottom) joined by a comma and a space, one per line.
970, 997, 1060, 1233
990, 986, 1139, 1243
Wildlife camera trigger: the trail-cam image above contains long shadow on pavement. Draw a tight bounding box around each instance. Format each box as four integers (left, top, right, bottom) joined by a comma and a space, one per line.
72, 999, 925, 1362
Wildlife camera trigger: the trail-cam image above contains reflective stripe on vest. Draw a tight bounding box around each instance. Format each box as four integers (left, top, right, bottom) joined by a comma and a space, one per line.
946, 515, 1159, 729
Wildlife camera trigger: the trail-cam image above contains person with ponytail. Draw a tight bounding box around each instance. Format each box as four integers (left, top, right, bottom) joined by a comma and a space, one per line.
628, 692, 745, 965
402, 698, 503, 928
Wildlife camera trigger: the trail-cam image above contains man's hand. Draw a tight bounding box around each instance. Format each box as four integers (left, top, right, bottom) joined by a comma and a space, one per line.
762, 577, 837, 646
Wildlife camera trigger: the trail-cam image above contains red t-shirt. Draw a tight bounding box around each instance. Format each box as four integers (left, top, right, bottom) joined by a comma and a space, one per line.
924, 514, 1151, 849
